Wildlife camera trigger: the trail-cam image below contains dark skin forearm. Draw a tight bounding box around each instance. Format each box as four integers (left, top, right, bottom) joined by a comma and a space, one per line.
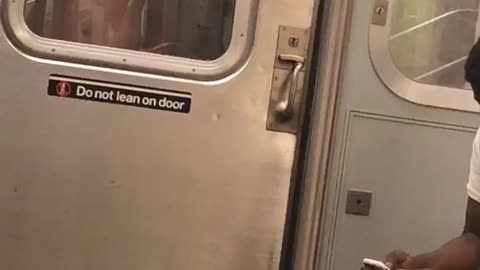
403, 233, 480, 269
399, 199, 480, 269
465, 197, 480, 237
386, 198, 480, 270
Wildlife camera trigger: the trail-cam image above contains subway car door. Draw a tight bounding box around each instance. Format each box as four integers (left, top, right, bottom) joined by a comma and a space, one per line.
314, 0, 480, 269
0, 0, 316, 270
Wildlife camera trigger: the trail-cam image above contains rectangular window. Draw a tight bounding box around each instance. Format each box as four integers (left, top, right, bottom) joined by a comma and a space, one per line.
4, 0, 256, 80
389, 0, 479, 89
24, 0, 235, 61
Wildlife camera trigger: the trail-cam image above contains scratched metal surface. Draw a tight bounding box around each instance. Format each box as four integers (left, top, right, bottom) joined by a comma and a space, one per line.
0, 0, 314, 269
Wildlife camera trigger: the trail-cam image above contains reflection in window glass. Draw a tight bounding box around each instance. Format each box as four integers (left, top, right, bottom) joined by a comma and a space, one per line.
24, 0, 236, 61
390, 0, 479, 89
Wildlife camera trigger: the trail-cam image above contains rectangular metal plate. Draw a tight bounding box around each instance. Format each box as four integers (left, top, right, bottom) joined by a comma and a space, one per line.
371, 0, 389, 26
275, 26, 310, 70
345, 190, 373, 216
267, 25, 309, 134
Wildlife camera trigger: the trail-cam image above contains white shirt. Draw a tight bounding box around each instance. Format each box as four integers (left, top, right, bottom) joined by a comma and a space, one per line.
468, 129, 480, 202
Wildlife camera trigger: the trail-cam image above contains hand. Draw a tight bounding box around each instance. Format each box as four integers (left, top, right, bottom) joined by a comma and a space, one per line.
383, 250, 412, 270
383, 234, 480, 270
383, 250, 433, 270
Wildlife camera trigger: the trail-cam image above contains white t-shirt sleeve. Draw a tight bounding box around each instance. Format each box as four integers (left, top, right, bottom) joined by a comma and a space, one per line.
467, 128, 480, 203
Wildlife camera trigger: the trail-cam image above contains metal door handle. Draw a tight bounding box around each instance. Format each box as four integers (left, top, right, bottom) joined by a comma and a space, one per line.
276, 54, 305, 118
266, 26, 310, 134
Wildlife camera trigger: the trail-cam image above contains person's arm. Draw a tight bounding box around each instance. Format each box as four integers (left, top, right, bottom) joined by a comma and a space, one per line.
50, 0, 145, 49
385, 198, 480, 270
385, 126, 480, 270
103, 0, 146, 49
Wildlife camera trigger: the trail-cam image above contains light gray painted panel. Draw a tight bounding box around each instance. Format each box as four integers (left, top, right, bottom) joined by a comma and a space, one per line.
330, 113, 474, 270
316, 0, 480, 270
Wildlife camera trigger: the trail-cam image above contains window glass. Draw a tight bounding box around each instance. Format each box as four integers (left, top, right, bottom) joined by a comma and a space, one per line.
24, 0, 236, 61
389, 0, 480, 89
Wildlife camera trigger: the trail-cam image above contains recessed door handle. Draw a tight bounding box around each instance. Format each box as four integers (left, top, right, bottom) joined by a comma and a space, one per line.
276, 54, 305, 119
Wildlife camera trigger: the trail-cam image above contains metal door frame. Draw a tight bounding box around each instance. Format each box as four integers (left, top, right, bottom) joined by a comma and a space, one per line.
283, 0, 355, 269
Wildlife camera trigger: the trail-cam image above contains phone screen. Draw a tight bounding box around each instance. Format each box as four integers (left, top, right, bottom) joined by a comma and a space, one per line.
362, 258, 391, 270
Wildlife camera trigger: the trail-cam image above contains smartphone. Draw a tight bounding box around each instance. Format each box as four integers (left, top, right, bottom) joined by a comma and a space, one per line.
362, 258, 391, 270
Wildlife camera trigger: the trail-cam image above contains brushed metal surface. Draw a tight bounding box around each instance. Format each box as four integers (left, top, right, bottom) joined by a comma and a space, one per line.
0, 0, 315, 269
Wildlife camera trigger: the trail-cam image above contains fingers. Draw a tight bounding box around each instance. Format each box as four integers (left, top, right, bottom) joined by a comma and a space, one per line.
384, 250, 410, 270
383, 250, 434, 270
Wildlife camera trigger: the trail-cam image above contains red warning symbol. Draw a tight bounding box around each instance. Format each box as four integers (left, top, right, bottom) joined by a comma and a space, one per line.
56, 81, 71, 97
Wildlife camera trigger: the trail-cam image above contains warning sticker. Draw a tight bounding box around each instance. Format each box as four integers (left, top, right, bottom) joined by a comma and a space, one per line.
48, 75, 192, 114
